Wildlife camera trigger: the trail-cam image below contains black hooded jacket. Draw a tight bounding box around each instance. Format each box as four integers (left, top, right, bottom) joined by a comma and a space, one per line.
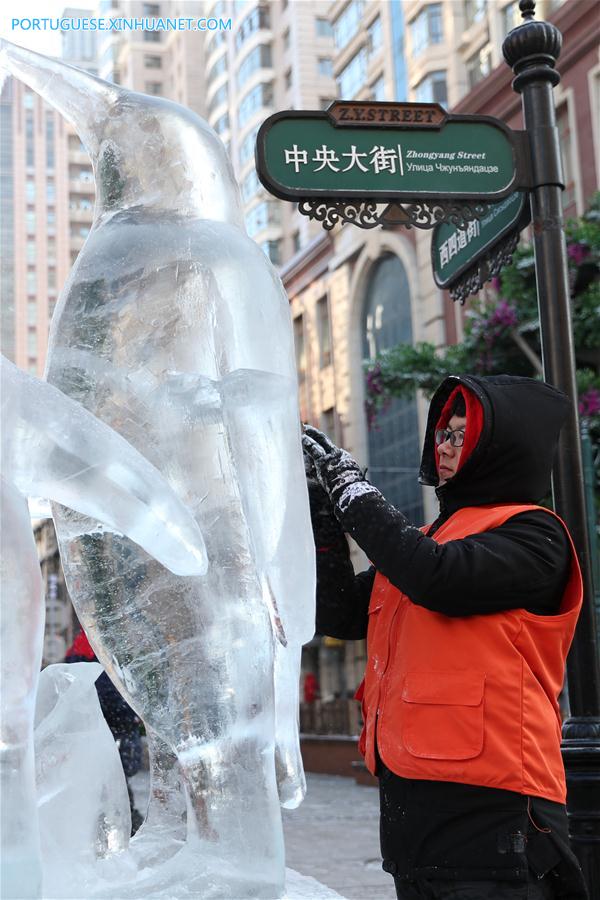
310, 375, 587, 893
314, 374, 572, 639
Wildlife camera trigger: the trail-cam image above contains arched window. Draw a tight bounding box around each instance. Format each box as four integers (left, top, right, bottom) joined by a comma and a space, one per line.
362, 254, 424, 524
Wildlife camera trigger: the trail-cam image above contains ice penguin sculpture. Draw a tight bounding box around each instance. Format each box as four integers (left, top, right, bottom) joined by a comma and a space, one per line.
1, 41, 316, 898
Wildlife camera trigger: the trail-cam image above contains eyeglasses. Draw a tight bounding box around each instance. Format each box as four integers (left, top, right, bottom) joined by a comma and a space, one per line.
435, 428, 465, 449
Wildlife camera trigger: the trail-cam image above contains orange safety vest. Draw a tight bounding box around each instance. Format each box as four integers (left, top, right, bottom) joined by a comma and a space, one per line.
357, 504, 583, 804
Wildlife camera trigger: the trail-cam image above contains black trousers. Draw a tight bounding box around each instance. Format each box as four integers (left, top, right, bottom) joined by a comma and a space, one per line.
393, 870, 556, 899
377, 760, 588, 900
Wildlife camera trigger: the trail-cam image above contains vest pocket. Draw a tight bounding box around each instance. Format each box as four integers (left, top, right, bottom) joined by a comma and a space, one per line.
401, 671, 486, 760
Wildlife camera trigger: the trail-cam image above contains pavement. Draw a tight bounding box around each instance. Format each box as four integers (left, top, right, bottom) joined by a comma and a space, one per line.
130, 771, 396, 900
282, 773, 396, 900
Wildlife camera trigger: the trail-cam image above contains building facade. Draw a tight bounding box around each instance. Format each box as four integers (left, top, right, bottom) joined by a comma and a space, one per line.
0, 78, 72, 376
203, 0, 337, 264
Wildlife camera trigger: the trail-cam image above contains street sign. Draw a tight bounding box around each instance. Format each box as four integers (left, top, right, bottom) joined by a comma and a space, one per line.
431, 191, 530, 288
256, 103, 531, 204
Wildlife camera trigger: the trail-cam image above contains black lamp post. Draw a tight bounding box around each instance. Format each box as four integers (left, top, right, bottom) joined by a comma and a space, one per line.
503, 1, 600, 894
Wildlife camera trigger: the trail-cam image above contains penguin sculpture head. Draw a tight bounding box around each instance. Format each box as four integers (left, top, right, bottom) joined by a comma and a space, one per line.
0, 39, 245, 226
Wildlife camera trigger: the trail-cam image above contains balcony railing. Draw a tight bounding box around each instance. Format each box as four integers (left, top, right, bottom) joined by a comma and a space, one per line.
300, 698, 362, 737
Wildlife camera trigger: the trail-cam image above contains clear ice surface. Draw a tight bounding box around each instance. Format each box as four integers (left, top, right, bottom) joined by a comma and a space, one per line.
1, 478, 44, 900
34, 663, 131, 898
0, 357, 208, 898
1, 39, 316, 898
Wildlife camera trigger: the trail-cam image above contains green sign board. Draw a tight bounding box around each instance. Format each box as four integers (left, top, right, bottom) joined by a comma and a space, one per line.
256, 108, 530, 202
431, 191, 530, 287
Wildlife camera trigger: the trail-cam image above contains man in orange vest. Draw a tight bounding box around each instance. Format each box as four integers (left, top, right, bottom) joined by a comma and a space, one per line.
303, 375, 588, 900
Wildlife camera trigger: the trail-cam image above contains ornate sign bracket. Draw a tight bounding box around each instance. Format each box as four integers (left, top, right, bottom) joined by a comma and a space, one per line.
297, 198, 491, 232
449, 229, 521, 304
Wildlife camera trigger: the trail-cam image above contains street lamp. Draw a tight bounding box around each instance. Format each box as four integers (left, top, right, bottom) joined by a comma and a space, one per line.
503, 1, 600, 893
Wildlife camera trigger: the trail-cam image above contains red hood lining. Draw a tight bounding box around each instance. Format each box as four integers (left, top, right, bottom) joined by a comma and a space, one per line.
434, 386, 484, 479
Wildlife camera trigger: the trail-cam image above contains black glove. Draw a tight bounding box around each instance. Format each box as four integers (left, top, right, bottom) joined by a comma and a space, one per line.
302, 425, 381, 520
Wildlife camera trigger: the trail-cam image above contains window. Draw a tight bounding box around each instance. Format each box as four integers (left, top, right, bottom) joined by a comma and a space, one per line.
414, 70, 447, 105
261, 239, 280, 265
238, 82, 273, 128
368, 16, 382, 55
239, 124, 260, 165
214, 112, 230, 136
25, 110, 34, 167
466, 45, 492, 89
143, 31, 161, 43
47, 209, 56, 226
293, 315, 306, 381
145, 81, 162, 95
337, 48, 367, 99
28, 331, 37, 354
26, 210, 36, 233
26, 180, 36, 202
26, 240, 36, 263
245, 200, 280, 237
27, 300, 37, 325
207, 29, 227, 54
27, 270, 37, 294
316, 18, 333, 39
318, 57, 333, 78
320, 407, 335, 437
24, 91, 34, 109
502, 1, 520, 35
143, 3, 160, 15
236, 5, 270, 50
72, 167, 93, 183
410, 4, 443, 56
464, 0, 486, 26
371, 75, 386, 101
47, 236, 56, 259
46, 181, 56, 203
46, 114, 55, 169
363, 254, 423, 522
47, 268, 57, 288
208, 83, 228, 115
556, 103, 576, 212
317, 295, 332, 367
144, 54, 162, 68
319, 97, 335, 110
334, 1, 364, 49
237, 44, 272, 88
241, 169, 261, 203
208, 53, 227, 83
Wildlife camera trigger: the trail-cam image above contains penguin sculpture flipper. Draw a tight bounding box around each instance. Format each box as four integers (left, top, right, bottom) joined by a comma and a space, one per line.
1, 355, 207, 577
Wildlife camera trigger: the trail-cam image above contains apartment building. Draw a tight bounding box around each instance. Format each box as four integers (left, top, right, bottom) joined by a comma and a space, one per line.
0, 7, 98, 375
202, 0, 337, 265
0, 78, 72, 376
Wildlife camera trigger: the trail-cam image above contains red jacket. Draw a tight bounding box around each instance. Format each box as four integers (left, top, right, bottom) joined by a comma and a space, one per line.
357, 503, 582, 804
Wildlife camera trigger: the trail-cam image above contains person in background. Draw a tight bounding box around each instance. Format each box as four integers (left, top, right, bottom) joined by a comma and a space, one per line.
303, 374, 588, 900
65, 628, 144, 834
303, 671, 319, 704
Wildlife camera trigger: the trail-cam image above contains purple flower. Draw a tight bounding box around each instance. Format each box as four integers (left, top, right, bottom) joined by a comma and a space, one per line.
579, 388, 600, 418
490, 276, 502, 292
567, 242, 590, 266
488, 299, 519, 329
